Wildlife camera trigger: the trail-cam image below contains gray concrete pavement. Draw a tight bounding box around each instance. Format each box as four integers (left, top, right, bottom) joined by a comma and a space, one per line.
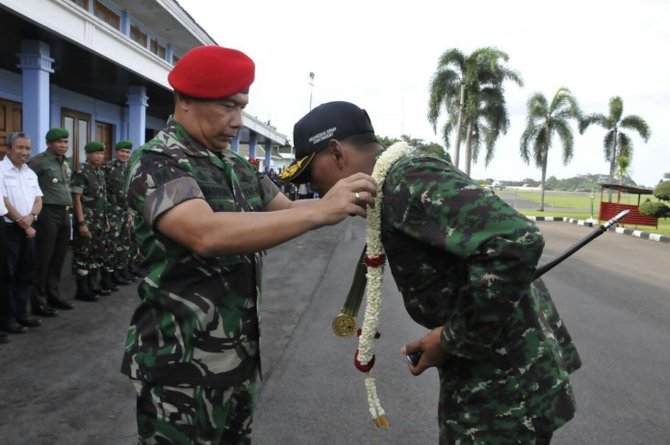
1, 216, 668, 444
0, 222, 346, 445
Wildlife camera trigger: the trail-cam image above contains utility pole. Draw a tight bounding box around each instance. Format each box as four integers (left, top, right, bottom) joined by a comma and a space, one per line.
309, 72, 315, 111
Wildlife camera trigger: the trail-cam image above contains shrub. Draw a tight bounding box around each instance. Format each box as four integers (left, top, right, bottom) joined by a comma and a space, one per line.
640, 199, 669, 218
654, 180, 670, 201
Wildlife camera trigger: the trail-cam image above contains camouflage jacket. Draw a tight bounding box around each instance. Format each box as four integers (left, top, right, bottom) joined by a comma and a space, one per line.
71, 162, 107, 226
104, 159, 128, 212
121, 117, 279, 388
381, 154, 581, 436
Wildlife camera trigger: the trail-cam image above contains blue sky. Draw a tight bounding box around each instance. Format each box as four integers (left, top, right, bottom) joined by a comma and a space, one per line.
179, 0, 669, 187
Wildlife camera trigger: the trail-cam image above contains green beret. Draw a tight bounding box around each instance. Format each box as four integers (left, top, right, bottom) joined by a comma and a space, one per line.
84, 141, 105, 153
115, 140, 133, 150
45, 128, 69, 142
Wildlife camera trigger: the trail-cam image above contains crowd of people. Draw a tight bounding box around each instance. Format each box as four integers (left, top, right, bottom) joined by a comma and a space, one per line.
0, 130, 142, 344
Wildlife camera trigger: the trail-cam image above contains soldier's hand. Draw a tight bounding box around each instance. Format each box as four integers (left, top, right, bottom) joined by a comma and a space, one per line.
314, 173, 376, 225
79, 224, 91, 238
402, 327, 448, 376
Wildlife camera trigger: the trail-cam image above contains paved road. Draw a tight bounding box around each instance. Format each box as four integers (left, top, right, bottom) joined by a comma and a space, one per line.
1, 217, 668, 444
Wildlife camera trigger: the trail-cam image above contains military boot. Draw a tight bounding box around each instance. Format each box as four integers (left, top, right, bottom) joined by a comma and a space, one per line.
121, 265, 137, 283
75, 276, 99, 302
101, 269, 119, 293
113, 268, 132, 286
89, 268, 111, 296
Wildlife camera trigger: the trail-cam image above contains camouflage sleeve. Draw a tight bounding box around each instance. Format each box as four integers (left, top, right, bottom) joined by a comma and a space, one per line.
71, 170, 85, 195
383, 156, 544, 360
127, 150, 204, 228
259, 175, 280, 208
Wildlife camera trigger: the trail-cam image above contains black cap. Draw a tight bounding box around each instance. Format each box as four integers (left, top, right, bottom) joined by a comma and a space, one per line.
278, 101, 377, 184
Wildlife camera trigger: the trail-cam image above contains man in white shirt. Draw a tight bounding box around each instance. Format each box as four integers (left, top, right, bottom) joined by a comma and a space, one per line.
1, 132, 43, 334
0, 165, 8, 343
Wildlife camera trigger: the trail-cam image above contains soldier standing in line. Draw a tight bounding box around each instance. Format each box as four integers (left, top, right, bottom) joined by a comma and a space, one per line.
280, 101, 582, 445
28, 128, 74, 315
103, 140, 134, 285
71, 141, 110, 301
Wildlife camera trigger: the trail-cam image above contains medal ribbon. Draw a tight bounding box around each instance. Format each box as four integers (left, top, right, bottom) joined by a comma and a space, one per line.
342, 245, 367, 317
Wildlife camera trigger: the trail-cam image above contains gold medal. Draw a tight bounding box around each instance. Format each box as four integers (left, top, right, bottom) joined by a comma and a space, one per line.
332, 313, 357, 337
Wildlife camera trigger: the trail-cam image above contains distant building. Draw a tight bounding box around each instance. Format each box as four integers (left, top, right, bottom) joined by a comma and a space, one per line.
0, 0, 286, 169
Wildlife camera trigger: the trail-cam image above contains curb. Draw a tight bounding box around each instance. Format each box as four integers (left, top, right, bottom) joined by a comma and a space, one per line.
527, 216, 670, 244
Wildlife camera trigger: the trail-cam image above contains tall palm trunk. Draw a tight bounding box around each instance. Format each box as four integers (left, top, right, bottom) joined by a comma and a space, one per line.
453, 83, 465, 168
463, 121, 474, 176
607, 127, 618, 201
540, 149, 548, 211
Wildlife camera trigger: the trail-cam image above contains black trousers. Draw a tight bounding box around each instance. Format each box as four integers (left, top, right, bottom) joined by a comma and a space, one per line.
1, 223, 35, 324
0, 221, 7, 322
32, 205, 71, 306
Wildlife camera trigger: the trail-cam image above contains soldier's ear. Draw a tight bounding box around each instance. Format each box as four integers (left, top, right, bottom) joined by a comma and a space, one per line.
326, 140, 346, 169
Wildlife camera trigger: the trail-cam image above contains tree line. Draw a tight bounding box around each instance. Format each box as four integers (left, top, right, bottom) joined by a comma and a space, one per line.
426, 47, 652, 211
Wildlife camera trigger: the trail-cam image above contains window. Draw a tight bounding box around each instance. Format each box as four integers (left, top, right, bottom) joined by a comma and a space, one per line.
130, 24, 148, 48
70, 0, 89, 9
150, 38, 166, 59
172, 55, 180, 65
94, 0, 120, 29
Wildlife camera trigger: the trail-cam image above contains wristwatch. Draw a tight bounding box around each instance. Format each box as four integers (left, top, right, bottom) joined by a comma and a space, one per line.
77, 220, 87, 227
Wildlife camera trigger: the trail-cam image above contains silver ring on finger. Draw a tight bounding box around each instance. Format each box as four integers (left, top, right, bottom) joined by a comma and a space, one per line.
355, 191, 361, 201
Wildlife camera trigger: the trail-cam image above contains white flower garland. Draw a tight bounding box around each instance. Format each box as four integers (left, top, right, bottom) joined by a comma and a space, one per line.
356, 141, 411, 428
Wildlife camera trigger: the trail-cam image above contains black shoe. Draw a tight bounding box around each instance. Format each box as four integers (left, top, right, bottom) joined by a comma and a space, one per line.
32, 304, 58, 317
88, 270, 110, 296
75, 293, 100, 302
47, 298, 74, 310
75, 277, 99, 302
101, 270, 119, 292
17, 317, 42, 328
121, 266, 137, 283
2, 322, 28, 334
113, 269, 132, 286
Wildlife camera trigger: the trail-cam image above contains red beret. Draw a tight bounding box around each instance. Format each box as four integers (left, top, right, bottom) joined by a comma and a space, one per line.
168, 46, 255, 99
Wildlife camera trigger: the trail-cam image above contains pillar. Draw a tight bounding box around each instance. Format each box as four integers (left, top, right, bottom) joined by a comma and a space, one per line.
248, 132, 257, 159
127, 86, 148, 149
264, 141, 272, 173
18, 40, 53, 156
230, 134, 240, 153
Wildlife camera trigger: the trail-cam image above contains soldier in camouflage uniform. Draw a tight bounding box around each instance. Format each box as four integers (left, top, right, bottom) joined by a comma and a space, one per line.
280, 101, 582, 445
71, 141, 109, 302
103, 140, 133, 285
121, 46, 376, 445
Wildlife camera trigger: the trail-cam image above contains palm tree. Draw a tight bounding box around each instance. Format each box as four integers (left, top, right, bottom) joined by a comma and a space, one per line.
428, 47, 522, 176
520, 87, 581, 211
579, 96, 650, 187
428, 48, 466, 168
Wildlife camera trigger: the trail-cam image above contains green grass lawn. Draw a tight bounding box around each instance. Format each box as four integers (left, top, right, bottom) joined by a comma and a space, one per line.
499, 190, 670, 237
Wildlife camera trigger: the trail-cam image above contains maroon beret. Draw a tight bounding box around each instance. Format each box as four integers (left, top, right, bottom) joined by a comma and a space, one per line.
168, 46, 255, 99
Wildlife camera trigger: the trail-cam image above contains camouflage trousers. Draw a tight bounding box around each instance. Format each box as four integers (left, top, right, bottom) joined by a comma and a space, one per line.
71, 224, 105, 277
438, 384, 569, 445
104, 208, 131, 272
132, 377, 257, 445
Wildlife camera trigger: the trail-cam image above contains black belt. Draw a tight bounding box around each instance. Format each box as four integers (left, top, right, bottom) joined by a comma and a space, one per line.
43, 204, 71, 211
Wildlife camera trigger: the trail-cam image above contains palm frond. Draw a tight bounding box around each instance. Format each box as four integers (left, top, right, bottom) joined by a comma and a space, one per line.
620, 115, 651, 141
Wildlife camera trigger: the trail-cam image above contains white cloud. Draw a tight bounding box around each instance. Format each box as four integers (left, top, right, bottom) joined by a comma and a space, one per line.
178, 0, 669, 186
